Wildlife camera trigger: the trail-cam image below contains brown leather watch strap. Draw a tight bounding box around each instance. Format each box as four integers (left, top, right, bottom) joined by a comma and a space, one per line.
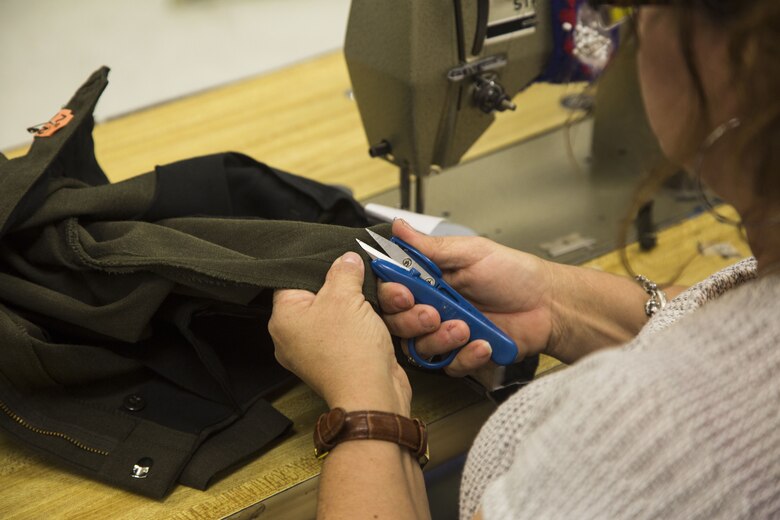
314, 408, 429, 466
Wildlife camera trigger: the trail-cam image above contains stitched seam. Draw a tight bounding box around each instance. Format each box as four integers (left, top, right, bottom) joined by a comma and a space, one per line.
64, 218, 331, 289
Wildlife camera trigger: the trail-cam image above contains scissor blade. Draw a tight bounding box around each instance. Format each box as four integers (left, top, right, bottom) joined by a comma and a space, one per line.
365, 228, 435, 280
356, 239, 409, 270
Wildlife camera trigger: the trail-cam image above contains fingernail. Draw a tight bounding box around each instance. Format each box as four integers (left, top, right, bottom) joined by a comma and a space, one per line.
397, 218, 412, 229
447, 322, 468, 344
342, 252, 361, 265
476, 341, 492, 360
393, 294, 411, 309
419, 310, 434, 329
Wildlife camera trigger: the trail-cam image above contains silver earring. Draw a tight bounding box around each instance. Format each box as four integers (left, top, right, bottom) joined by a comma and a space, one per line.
694, 118, 742, 227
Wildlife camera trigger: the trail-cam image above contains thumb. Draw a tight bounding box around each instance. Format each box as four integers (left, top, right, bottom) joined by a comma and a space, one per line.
319, 251, 366, 298
272, 288, 316, 315
392, 218, 461, 269
391, 219, 440, 256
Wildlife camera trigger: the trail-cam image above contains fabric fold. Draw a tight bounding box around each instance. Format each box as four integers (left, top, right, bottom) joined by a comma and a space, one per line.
0, 66, 388, 497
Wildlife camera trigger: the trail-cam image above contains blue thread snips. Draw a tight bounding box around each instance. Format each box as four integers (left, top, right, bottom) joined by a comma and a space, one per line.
356, 229, 518, 370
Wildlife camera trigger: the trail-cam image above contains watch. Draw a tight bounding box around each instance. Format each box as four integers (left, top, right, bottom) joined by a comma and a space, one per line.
313, 408, 429, 468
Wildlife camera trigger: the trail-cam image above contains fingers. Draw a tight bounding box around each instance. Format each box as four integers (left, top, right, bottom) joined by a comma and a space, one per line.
443, 340, 494, 378
391, 219, 482, 271
272, 288, 314, 307
412, 319, 469, 352
272, 252, 365, 326
378, 280, 431, 331
399, 322, 493, 377
378, 280, 414, 313
402, 336, 493, 378
319, 251, 366, 299
273, 251, 365, 314
382, 222, 499, 377
378, 280, 443, 338
381, 301, 442, 339
391, 219, 450, 267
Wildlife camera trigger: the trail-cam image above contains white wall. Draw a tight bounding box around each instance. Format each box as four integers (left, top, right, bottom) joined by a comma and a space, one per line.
0, 0, 351, 150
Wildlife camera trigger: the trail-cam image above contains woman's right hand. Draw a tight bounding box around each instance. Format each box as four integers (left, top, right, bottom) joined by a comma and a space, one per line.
379, 219, 558, 377
380, 220, 658, 377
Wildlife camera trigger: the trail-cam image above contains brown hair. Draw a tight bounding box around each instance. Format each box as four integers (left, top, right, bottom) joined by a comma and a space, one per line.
726, 2, 780, 209
617, 0, 780, 281
683, 0, 780, 203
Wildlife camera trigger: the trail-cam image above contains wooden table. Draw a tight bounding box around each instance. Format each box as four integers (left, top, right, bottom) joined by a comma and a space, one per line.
0, 51, 752, 519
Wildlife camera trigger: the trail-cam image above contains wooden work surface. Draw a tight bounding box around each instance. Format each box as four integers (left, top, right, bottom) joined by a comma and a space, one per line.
0, 50, 753, 519
4, 52, 585, 199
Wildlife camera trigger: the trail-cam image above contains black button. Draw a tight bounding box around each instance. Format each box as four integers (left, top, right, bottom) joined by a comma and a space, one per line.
122, 394, 146, 412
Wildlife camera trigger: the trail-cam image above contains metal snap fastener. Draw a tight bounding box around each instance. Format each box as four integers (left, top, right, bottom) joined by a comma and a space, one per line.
131, 457, 154, 479
122, 394, 146, 412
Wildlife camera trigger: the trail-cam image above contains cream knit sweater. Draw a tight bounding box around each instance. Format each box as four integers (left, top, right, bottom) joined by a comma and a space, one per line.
460, 258, 780, 519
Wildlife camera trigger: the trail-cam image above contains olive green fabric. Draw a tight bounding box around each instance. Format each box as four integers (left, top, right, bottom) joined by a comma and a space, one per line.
0, 66, 391, 498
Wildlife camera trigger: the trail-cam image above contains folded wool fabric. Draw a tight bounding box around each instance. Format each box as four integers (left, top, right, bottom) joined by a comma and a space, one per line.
0, 66, 390, 498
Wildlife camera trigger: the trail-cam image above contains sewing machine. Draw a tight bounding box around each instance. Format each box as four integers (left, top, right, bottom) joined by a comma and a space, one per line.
345, 0, 553, 213
0, 4, 748, 518
346, 0, 705, 267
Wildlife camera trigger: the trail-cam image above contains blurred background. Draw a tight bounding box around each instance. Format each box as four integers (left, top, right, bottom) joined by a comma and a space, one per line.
0, 0, 350, 151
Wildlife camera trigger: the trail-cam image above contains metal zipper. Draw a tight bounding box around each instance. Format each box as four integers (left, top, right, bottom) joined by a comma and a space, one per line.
0, 398, 109, 456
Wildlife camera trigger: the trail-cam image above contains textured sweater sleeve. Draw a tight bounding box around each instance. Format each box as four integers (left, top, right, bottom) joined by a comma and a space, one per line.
479, 347, 737, 519
461, 259, 780, 520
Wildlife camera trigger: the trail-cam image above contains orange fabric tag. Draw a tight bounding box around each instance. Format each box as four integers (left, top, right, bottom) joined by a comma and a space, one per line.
33, 109, 74, 137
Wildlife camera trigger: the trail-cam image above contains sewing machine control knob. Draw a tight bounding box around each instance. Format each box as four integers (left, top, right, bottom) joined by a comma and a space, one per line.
369, 140, 392, 158
473, 76, 516, 114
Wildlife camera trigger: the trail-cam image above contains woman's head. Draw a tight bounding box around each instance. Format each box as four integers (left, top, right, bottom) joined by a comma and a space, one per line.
628, 0, 779, 217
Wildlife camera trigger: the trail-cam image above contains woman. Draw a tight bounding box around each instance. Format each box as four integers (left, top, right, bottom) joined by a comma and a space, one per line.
269, 1, 780, 518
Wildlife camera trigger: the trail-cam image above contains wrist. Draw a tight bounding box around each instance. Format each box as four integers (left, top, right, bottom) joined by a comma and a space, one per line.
326, 377, 411, 417
545, 264, 655, 363
328, 395, 411, 417
542, 261, 570, 360
314, 408, 429, 468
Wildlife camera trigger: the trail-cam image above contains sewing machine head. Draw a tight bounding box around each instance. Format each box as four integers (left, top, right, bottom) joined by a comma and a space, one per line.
344, 0, 553, 182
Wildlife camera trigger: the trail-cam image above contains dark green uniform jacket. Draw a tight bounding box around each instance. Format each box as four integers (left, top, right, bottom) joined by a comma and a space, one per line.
0, 67, 390, 498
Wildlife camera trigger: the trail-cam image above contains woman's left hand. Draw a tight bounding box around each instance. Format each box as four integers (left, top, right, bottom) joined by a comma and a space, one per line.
269, 252, 412, 416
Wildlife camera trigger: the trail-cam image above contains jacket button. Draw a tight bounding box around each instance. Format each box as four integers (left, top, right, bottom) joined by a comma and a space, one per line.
131, 457, 154, 479
122, 394, 146, 412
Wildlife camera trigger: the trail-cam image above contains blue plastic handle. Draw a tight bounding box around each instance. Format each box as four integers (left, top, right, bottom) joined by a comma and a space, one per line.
390, 236, 442, 278
391, 237, 495, 321
371, 258, 518, 369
